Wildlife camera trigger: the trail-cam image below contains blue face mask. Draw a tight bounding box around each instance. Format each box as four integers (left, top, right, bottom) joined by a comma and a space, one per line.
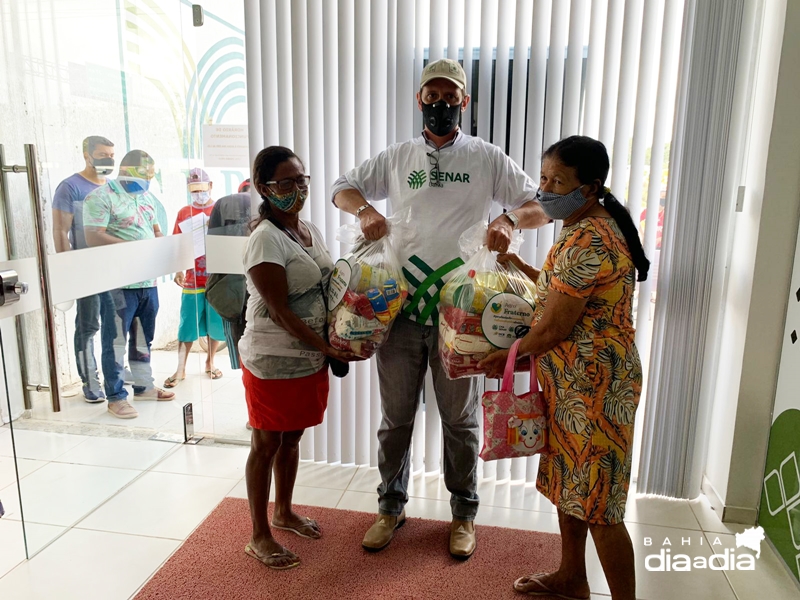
536, 184, 589, 220
118, 176, 150, 195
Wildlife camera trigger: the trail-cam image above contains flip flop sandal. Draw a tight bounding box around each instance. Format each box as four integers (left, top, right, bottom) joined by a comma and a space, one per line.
206, 368, 223, 380
244, 543, 300, 571
163, 376, 184, 389
513, 574, 590, 599
271, 517, 321, 539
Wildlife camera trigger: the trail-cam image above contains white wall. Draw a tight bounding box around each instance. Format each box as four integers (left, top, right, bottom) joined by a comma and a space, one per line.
703, 0, 800, 521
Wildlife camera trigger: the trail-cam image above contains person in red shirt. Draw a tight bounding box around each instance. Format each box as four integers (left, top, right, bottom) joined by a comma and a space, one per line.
165, 168, 226, 388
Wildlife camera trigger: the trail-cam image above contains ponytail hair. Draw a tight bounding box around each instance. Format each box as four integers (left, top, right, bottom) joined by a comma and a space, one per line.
599, 191, 650, 281
542, 135, 650, 281
250, 145, 302, 231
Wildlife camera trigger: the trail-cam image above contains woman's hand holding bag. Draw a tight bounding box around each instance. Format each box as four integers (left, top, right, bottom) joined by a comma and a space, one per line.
479, 339, 548, 461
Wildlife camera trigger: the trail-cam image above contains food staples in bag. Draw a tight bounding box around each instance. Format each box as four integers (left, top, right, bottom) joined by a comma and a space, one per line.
438, 229, 537, 379
342, 289, 376, 320
441, 306, 483, 335
359, 264, 392, 293
440, 321, 493, 355
384, 279, 403, 316
366, 287, 391, 324
329, 328, 381, 357
326, 207, 413, 359
356, 294, 376, 320
438, 342, 485, 379
334, 308, 386, 340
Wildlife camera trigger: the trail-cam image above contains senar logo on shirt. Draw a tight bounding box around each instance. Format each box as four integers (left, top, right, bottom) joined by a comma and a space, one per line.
429, 170, 470, 184
408, 170, 427, 189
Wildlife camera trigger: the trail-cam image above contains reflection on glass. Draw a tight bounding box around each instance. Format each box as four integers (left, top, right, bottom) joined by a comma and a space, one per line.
51, 136, 116, 403
165, 168, 225, 390
207, 188, 252, 376
1, 0, 250, 560
83, 150, 175, 419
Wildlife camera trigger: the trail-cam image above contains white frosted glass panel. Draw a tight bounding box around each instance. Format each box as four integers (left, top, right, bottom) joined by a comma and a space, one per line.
204, 235, 248, 275
47, 233, 194, 305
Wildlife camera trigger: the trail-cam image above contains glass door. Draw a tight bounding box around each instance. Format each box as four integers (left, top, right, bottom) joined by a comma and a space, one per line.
0, 0, 252, 562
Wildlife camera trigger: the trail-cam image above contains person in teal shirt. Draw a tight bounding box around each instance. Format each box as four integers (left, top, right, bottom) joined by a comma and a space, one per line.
83, 149, 176, 419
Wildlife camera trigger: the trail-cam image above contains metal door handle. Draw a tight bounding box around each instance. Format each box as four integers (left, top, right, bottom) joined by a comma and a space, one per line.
0, 143, 61, 411
0, 269, 25, 306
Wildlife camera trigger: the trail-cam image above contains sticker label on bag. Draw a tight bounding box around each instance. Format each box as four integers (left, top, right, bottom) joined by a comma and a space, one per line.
328, 258, 353, 308
481, 293, 534, 348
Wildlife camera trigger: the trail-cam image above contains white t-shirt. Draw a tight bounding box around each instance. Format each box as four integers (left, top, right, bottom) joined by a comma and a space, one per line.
332, 131, 536, 326
239, 219, 333, 380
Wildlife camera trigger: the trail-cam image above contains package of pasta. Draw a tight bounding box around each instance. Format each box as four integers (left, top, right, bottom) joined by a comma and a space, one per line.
326, 208, 412, 358
438, 221, 537, 379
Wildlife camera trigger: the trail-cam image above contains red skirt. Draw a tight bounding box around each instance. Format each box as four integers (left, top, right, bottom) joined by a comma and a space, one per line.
242, 365, 329, 431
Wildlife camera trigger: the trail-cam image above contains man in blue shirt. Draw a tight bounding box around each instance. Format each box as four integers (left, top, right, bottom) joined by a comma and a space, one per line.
52, 136, 117, 403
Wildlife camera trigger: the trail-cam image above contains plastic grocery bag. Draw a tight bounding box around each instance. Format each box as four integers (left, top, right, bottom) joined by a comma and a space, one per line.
438, 221, 537, 379
326, 208, 413, 358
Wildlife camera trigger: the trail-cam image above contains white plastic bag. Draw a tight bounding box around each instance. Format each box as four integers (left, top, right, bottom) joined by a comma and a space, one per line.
327, 208, 413, 358
438, 221, 536, 379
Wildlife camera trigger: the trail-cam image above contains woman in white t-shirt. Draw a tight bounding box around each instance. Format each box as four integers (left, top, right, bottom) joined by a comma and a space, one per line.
240, 146, 361, 570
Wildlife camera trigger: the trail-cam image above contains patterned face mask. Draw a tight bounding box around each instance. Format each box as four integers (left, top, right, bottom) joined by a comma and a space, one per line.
265, 188, 308, 214
536, 185, 589, 220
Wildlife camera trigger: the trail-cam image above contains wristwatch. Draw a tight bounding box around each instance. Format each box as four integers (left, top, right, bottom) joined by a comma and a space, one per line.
355, 204, 372, 218
504, 211, 520, 229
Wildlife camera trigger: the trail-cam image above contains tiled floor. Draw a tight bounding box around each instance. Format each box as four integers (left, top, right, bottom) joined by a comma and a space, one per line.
24, 350, 251, 442
0, 430, 798, 600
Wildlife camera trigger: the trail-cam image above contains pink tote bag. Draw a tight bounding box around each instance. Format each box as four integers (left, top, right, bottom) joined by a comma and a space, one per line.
479, 340, 548, 461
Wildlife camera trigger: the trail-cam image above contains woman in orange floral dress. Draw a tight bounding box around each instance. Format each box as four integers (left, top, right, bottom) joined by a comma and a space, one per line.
479, 136, 650, 600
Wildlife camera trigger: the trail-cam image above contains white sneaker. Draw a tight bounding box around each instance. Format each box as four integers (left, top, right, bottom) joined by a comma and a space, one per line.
108, 400, 138, 419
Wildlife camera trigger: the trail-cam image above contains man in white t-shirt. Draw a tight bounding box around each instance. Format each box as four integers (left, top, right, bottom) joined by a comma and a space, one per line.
332, 58, 550, 559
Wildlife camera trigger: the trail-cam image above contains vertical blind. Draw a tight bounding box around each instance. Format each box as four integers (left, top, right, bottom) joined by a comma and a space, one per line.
243, 0, 685, 483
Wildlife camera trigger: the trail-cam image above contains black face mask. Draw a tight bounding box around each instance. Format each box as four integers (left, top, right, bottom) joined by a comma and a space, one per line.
92, 157, 115, 175
422, 100, 461, 137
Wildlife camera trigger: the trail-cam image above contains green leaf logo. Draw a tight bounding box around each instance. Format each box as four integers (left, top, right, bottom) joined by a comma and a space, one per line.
407, 170, 427, 189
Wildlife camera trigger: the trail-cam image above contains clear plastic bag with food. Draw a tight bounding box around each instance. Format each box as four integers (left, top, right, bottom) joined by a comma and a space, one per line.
326, 208, 412, 358
438, 221, 537, 379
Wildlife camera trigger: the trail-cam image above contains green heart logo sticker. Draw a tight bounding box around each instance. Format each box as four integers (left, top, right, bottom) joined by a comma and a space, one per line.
491, 302, 502, 314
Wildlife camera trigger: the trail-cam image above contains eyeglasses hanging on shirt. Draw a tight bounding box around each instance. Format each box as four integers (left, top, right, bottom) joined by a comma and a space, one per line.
427, 149, 443, 188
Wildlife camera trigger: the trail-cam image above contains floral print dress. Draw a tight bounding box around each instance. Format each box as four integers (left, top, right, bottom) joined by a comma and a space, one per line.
534, 217, 642, 525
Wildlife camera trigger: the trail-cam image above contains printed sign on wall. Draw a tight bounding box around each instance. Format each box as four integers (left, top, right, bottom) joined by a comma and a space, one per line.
202, 124, 249, 168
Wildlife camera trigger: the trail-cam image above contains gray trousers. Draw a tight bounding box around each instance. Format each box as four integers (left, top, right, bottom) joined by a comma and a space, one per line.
375, 316, 480, 520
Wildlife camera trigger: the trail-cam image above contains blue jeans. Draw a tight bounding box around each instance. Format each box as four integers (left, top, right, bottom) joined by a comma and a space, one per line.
375, 317, 480, 520
74, 293, 116, 395
103, 287, 159, 401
